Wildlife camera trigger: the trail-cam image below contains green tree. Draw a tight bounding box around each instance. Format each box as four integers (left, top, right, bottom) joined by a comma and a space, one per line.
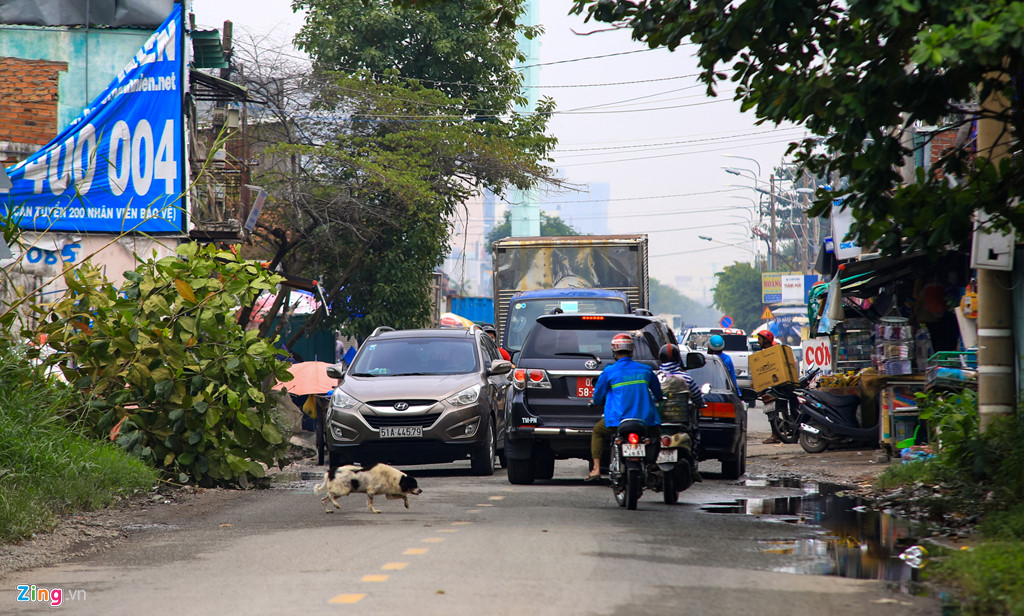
485, 210, 581, 245
235, 1, 555, 342
569, 1, 1024, 256
711, 262, 762, 333
649, 278, 719, 329
36, 244, 294, 487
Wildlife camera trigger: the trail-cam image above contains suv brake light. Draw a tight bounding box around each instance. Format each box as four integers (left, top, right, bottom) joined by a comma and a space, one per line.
512, 368, 551, 390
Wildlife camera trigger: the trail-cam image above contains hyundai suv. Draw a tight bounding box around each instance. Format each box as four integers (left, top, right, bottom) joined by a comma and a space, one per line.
504, 313, 676, 484
324, 326, 512, 475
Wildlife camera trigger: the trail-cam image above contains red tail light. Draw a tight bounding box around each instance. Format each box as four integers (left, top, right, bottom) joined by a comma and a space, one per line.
627, 432, 640, 445
528, 369, 546, 383
661, 435, 672, 447
513, 368, 551, 390
701, 402, 737, 419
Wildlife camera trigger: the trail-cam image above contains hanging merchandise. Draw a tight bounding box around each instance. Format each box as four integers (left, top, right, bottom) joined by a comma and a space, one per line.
959, 280, 978, 319
875, 316, 913, 375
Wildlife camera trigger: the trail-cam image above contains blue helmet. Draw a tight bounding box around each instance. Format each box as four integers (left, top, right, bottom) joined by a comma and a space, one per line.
708, 334, 725, 352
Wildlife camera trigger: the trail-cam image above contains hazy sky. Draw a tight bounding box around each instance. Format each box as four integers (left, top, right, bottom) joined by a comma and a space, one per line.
191, 1, 805, 304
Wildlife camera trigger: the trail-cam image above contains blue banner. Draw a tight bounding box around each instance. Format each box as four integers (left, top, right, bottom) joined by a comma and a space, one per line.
0, 5, 185, 234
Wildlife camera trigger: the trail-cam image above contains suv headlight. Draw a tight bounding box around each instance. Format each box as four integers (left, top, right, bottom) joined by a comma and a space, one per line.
446, 384, 481, 406
331, 389, 358, 410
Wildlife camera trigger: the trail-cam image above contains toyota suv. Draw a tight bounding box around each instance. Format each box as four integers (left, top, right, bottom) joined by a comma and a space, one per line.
504, 313, 680, 484
324, 326, 512, 475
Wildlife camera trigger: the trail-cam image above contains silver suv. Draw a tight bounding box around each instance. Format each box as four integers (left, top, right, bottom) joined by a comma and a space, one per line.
324, 326, 513, 475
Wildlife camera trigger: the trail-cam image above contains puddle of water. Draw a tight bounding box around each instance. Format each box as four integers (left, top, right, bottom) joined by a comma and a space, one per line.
702, 481, 936, 589
270, 471, 323, 489
121, 523, 178, 532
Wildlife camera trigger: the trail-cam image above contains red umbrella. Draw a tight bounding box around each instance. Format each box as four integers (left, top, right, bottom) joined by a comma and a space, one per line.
273, 361, 338, 396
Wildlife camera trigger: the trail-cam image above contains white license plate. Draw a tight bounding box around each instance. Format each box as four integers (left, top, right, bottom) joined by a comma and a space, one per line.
379, 426, 423, 438
621, 443, 646, 457
656, 449, 677, 463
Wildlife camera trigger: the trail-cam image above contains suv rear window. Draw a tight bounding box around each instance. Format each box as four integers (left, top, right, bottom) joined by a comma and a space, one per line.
506, 297, 628, 351
520, 323, 660, 361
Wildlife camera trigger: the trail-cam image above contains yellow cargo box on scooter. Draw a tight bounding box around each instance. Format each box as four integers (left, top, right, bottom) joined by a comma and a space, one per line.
750, 345, 799, 392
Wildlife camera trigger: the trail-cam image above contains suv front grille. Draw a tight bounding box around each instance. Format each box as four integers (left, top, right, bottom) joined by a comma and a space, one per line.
367, 399, 437, 407
364, 413, 441, 429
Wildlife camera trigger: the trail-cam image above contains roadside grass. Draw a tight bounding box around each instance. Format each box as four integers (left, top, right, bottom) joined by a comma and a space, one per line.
874, 391, 1024, 615
0, 347, 157, 543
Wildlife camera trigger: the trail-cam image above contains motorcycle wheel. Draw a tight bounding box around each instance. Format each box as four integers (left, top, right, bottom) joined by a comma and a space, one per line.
769, 415, 799, 444
626, 469, 642, 510
662, 469, 679, 504
611, 450, 627, 507
799, 430, 829, 454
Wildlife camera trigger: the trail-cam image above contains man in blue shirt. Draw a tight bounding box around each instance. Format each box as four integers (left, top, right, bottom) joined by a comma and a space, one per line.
587, 333, 663, 480
708, 334, 739, 392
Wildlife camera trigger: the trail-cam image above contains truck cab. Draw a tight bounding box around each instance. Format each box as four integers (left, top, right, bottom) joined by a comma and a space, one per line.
502, 288, 630, 363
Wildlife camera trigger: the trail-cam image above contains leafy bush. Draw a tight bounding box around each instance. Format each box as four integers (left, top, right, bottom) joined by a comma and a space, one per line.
0, 341, 156, 542
37, 243, 294, 487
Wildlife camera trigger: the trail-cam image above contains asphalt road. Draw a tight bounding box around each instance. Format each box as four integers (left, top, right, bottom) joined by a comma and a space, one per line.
1, 451, 940, 616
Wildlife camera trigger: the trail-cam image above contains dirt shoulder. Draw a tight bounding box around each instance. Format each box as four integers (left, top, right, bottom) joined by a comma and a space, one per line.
1, 432, 894, 580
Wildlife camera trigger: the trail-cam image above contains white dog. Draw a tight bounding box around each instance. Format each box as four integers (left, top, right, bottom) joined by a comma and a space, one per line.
314, 463, 423, 514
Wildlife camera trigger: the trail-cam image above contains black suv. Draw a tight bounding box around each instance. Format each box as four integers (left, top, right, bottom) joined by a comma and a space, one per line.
504, 313, 675, 484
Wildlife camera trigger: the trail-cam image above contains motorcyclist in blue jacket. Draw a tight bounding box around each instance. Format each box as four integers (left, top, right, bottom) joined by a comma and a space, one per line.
587, 333, 663, 480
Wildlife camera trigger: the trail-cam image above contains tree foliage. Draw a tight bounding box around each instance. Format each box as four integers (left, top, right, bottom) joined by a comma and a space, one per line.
710, 262, 762, 333
485, 210, 581, 245
232, 1, 555, 341
35, 244, 294, 487
570, 0, 1024, 256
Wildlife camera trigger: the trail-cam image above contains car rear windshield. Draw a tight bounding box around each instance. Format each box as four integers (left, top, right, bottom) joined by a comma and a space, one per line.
349, 337, 478, 376
686, 332, 748, 352
506, 298, 627, 351
686, 360, 731, 391
520, 325, 659, 361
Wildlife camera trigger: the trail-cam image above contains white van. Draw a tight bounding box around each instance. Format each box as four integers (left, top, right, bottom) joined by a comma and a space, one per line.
678, 327, 752, 388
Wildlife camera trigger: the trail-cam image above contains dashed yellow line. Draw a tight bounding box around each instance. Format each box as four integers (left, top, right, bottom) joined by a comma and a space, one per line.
439, 529, 457, 533
329, 594, 366, 604
451, 521, 471, 526
466, 509, 481, 514
381, 562, 408, 571
476, 503, 494, 507
362, 574, 389, 582
404, 548, 428, 555
489, 496, 505, 501
423, 537, 445, 543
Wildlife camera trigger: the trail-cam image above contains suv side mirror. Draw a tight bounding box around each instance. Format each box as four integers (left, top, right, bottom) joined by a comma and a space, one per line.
326, 362, 347, 380
684, 352, 706, 370
488, 359, 513, 376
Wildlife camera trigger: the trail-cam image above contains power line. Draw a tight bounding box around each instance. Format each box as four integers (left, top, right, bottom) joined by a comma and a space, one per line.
553, 127, 805, 153
516, 48, 657, 69
554, 129, 806, 159
557, 135, 806, 167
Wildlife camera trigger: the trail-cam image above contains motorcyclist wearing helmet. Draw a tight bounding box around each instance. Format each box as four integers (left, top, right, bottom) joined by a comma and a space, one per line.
707, 334, 739, 392
658, 343, 705, 411
587, 333, 663, 480
755, 330, 784, 444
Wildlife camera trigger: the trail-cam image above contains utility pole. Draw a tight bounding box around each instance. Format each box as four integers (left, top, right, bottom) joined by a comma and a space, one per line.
769, 174, 777, 271
976, 72, 1016, 431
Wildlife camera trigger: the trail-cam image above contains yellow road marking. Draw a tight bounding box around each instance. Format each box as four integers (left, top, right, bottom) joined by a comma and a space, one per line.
423, 537, 445, 543
329, 594, 365, 604
488, 496, 505, 500
382, 562, 408, 570
466, 509, 481, 513
439, 529, 457, 533
404, 548, 428, 555
476, 504, 494, 507
362, 574, 389, 582
451, 521, 471, 526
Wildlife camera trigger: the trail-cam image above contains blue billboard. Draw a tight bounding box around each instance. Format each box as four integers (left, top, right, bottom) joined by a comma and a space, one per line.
0, 5, 185, 234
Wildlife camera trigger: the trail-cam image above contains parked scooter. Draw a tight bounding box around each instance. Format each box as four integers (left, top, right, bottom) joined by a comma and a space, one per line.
794, 386, 878, 453
609, 419, 657, 510
758, 367, 820, 444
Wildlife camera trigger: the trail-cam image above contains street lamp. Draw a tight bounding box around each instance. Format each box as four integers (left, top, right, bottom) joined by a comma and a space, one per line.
723, 154, 762, 177
697, 235, 760, 268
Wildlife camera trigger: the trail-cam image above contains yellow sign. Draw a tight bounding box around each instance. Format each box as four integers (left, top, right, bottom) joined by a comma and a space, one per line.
761, 306, 774, 320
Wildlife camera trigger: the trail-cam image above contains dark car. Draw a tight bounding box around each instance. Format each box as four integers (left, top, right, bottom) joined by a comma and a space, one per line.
686, 353, 757, 479
323, 326, 512, 475
504, 313, 676, 484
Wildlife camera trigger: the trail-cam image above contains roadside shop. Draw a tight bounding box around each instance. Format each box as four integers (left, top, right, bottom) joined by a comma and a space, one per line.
804, 249, 978, 454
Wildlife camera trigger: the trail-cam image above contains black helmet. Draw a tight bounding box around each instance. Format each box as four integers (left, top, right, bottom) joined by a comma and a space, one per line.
658, 343, 682, 365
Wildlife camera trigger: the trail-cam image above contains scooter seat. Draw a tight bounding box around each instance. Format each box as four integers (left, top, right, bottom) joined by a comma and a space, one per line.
806, 389, 860, 412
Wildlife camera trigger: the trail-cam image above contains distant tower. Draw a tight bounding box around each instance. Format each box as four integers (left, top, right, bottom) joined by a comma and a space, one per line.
508, 0, 540, 237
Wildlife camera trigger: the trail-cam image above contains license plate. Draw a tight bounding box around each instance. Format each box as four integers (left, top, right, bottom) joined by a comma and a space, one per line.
656, 449, 677, 463
379, 426, 423, 438
576, 376, 595, 398
621, 443, 646, 457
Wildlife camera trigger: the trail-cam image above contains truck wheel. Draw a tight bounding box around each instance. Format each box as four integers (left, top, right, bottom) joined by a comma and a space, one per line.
507, 456, 535, 484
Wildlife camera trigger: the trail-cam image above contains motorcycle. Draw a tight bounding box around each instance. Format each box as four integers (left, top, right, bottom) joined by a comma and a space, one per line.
758, 368, 820, 444
609, 419, 657, 510
647, 376, 701, 503
793, 386, 878, 453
